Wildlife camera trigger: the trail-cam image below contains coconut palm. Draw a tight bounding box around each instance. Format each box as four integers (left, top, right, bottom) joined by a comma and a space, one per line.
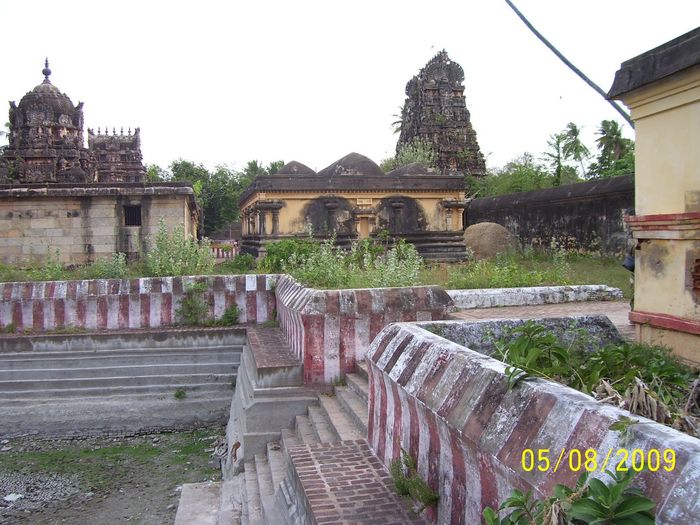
543, 132, 566, 186
596, 120, 628, 162
562, 122, 590, 177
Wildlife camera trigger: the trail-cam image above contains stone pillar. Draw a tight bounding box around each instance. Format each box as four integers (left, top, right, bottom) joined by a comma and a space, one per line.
258, 210, 266, 236
325, 201, 339, 233
390, 201, 404, 234
445, 208, 453, 231
271, 209, 280, 235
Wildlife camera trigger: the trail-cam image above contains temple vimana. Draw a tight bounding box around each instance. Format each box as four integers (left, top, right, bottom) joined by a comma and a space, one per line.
240, 51, 483, 261
0, 60, 198, 264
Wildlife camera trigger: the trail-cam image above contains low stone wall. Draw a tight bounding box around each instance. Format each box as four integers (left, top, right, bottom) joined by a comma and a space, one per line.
275, 275, 453, 384
447, 284, 623, 309
367, 321, 700, 524
0, 274, 278, 332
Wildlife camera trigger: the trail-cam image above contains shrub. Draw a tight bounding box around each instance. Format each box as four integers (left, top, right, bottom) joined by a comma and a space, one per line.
390, 449, 438, 514
219, 253, 255, 273
175, 281, 209, 325
380, 139, 437, 172
27, 248, 66, 281
145, 221, 215, 277
89, 252, 128, 279
217, 304, 240, 326
174, 389, 187, 400
258, 238, 320, 273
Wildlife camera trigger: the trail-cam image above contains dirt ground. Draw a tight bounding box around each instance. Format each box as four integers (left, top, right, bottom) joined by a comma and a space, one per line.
0, 428, 224, 524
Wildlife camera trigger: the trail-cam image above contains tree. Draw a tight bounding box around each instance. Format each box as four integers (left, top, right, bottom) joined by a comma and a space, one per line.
590, 120, 635, 179
266, 160, 284, 175
380, 139, 437, 172
562, 122, 590, 177
543, 132, 566, 186
467, 153, 554, 197
146, 164, 169, 182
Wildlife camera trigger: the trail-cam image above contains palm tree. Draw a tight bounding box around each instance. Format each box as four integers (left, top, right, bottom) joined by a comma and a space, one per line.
596, 120, 627, 162
562, 122, 590, 177
543, 132, 566, 186
391, 104, 405, 135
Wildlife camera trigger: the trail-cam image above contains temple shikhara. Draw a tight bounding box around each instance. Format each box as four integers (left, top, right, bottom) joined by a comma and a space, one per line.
0, 60, 198, 264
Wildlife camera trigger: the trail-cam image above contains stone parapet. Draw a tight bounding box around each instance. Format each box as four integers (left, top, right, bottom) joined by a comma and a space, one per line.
275, 275, 453, 384
0, 274, 278, 332
447, 284, 623, 309
367, 321, 700, 524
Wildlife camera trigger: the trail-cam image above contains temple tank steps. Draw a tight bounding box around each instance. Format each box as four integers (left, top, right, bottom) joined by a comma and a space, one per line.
0, 330, 244, 438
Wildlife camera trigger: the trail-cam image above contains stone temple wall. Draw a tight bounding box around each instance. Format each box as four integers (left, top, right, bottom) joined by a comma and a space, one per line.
367, 321, 700, 524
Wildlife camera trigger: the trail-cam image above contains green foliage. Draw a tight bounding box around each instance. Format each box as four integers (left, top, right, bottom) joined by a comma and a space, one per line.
484, 470, 655, 525
26, 248, 66, 281
447, 250, 571, 289
144, 221, 215, 277
174, 389, 187, 400
2, 323, 17, 334
467, 153, 564, 197
390, 449, 438, 514
88, 252, 128, 279
492, 321, 698, 433
258, 237, 321, 273
175, 282, 210, 326
380, 139, 437, 172
282, 237, 423, 289
218, 253, 256, 274
218, 304, 240, 326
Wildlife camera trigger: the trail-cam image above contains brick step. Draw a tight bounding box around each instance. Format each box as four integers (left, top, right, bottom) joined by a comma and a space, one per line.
284, 441, 428, 524
345, 372, 369, 404
317, 393, 363, 441
335, 386, 368, 435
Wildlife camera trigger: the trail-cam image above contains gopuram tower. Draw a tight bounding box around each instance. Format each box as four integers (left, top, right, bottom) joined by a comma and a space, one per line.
397, 51, 486, 176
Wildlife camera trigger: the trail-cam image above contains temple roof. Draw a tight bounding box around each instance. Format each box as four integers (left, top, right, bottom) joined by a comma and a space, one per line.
276, 161, 316, 176
17, 60, 78, 115
317, 152, 385, 178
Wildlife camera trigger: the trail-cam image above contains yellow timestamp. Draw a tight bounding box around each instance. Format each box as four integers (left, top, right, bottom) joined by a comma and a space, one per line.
521, 448, 676, 474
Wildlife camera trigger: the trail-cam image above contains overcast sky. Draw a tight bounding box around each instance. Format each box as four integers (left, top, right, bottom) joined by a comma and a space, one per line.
1, 1, 698, 173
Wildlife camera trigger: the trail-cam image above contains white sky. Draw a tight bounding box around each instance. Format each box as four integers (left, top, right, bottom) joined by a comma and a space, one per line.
1, 1, 698, 173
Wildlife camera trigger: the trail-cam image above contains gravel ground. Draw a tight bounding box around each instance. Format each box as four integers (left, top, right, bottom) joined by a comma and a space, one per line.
0, 429, 223, 524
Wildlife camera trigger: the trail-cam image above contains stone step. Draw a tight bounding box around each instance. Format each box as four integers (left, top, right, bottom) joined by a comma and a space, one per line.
266, 441, 286, 492
254, 454, 274, 519
243, 460, 262, 523
317, 393, 363, 441
0, 381, 234, 400
294, 414, 320, 446
355, 360, 369, 381
0, 344, 244, 358
217, 477, 243, 525
307, 405, 337, 443
346, 372, 369, 404
0, 372, 233, 392
0, 351, 240, 369
280, 428, 300, 453
335, 386, 368, 436
174, 481, 222, 525
0, 362, 238, 380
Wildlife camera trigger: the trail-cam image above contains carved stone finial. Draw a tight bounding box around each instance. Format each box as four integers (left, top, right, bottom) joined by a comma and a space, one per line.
42, 58, 52, 83
128, 127, 131, 135
112, 127, 116, 135
120, 126, 124, 135
97, 127, 101, 135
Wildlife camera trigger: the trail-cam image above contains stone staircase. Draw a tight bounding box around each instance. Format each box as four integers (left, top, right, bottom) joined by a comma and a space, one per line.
0, 328, 244, 438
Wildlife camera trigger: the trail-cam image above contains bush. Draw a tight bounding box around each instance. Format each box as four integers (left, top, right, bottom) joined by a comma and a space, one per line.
175, 281, 209, 325
380, 139, 437, 172
218, 253, 255, 274
88, 252, 128, 279
26, 248, 66, 281
217, 304, 240, 326
258, 238, 320, 273
145, 221, 215, 277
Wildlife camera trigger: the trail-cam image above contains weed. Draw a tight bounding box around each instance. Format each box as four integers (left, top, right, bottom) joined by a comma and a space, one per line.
174, 389, 187, 400
145, 220, 215, 277
218, 253, 255, 274
389, 449, 438, 514
175, 281, 209, 326
217, 304, 240, 326
2, 323, 17, 334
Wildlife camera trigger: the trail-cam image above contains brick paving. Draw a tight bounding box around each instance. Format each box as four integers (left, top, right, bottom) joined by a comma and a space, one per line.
287, 440, 429, 525
246, 326, 300, 370
450, 300, 635, 341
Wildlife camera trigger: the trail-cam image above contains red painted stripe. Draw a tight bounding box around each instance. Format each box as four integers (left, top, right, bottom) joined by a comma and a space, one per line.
625, 212, 700, 224
2, 283, 12, 301
376, 373, 388, 462
370, 325, 400, 362
461, 375, 508, 444
478, 454, 500, 514
45, 282, 55, 298
140, 294, 150, 327
76, 299, 87, 328
391, 380, 403, 462
408, 395, 420, 468
396, 341, 432, 386
12, 303, 22, 329
383, 334, 413, 374
22, 282, 33, 301
161, 294, 172, 326
246, 291, 256, 323
367, 366, 376, 442
416, 349, 451, 402
450, 430, 467, 525
302, 315, 325, 383
54, 299, 65, 327
369, 312, 385, 341
118, 295, 129, 329
630, 310, 700, 335
32, 302, 44, 331
96, 297, 108, 329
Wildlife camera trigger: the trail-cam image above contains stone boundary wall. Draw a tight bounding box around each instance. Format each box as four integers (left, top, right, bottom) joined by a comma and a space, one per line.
447, 284, 623, 309
275, 275, 453, 384
0, 274, 277, 332
367, 322, 700, 524
466, 175, 634, 255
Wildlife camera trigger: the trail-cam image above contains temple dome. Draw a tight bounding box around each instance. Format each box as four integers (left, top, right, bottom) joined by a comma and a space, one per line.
16, 62, 78, 118
276, 161, 316, 176
317, 152, 385, 178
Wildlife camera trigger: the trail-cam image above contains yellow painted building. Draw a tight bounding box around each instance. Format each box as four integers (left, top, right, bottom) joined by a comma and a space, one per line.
608, 27, 700, 363
239, 153, 468, 261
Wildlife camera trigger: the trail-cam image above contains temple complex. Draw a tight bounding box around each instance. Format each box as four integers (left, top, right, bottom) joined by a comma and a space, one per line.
0, 60, 198, 265
397, 50, 486, 176
239, 153, 469, 261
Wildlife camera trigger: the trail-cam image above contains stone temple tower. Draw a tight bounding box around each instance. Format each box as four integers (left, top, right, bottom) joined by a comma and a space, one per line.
88, 127, 147, 183
397, 50, 486, 176
2, 59, 92, 183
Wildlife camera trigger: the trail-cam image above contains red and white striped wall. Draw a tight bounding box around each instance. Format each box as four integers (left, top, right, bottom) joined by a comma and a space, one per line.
0, 274, 277, 332
367, 323, 700, 525
275, 276, 453, 384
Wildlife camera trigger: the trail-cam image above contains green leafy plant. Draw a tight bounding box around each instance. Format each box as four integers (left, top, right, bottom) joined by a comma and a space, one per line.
27, 248, 66, 281
219, 253, 255, 274
2, 323, 17, 334
89, 252, 128, 279
483, 470, 655, 525
389, 448, 438, 514
174, 389, 187, 400
217, 304, 240, 326
380, 138, 437, 172
145, 220, 215, 277
258, 237, 320, 273
175, 281, 209, 326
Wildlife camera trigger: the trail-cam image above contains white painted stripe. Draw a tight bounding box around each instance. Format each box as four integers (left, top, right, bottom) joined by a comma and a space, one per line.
129, 295, 141, 329
323, 314, 340, 382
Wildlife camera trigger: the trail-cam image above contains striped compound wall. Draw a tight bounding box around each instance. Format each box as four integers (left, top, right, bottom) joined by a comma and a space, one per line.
367, 322, 700, 525
0, 274, 278, 331
275, 276, 453, 384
